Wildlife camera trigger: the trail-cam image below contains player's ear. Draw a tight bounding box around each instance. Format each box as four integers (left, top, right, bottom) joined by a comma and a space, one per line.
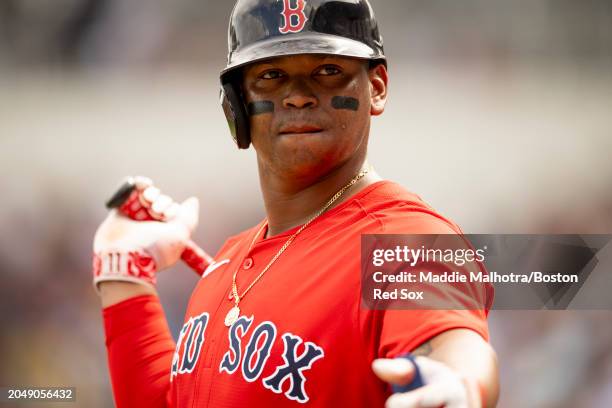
369, 63, 388, 116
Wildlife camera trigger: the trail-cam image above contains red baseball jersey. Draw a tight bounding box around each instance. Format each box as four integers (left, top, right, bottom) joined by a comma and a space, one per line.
165, 180, 490, 407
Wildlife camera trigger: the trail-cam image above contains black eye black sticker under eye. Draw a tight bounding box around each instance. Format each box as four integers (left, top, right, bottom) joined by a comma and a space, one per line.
247, 101, 275, 116
331, 96, 359, 111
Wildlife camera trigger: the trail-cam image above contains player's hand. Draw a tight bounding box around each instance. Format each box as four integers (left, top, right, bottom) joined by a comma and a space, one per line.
372, 356, 472, 408
93, 179, 199, 291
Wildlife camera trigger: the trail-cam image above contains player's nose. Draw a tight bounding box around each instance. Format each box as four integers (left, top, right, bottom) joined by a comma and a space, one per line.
282, 79, 318, 109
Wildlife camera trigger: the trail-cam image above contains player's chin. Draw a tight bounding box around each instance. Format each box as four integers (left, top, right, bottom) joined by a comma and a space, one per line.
275, 144, 350, 178
277, 130, 342, 155
277, 126, 355, 151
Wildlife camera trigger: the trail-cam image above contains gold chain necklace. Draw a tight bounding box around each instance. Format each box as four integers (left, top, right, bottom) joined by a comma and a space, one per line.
224, 167, 370, 327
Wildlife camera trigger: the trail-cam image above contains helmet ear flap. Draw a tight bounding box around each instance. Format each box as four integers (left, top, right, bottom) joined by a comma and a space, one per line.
220, 82, 251, 149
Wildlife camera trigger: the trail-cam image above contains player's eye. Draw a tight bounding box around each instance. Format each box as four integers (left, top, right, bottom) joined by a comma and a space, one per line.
260, 70, 285, 80
314, 65, 342, 76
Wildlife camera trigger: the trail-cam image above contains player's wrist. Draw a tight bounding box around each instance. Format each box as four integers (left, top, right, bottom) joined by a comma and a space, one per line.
92, 248, 158, 293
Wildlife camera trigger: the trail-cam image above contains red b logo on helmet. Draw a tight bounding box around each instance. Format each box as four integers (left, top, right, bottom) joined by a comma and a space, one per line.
279, 0, 308, 34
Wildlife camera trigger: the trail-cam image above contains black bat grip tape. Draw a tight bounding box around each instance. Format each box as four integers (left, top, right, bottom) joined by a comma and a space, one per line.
391, 354, 425, 394
105, 181, 136, 209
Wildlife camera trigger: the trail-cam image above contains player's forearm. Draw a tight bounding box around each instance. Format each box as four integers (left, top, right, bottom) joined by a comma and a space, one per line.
103, 293, 175, 408
99, 281, 158, 308
417, 329, 499, 408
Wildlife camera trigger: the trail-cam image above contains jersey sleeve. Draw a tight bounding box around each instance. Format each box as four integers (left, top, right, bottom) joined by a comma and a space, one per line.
369, 207, 493, 358
103, 295, 175, 408
373, 258, 491, 358
377, 309, 489, 358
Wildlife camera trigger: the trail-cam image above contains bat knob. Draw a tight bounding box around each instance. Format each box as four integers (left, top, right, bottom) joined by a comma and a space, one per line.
106, 179, 137, 209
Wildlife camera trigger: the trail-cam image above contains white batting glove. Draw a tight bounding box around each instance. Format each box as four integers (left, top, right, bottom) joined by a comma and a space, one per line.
372, 356, 472, 408
92, 178, 199, 291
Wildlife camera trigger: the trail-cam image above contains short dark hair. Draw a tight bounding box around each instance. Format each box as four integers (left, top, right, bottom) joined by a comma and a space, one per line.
368, 59, 387, 70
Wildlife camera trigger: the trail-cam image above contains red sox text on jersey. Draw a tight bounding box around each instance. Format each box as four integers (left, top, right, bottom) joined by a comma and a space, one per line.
171, 312, 325, 404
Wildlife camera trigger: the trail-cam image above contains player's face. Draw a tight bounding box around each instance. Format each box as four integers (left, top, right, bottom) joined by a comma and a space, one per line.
242, 54, 388, 180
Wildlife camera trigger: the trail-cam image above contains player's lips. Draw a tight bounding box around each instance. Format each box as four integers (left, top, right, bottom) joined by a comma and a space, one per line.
279, 124, 323, 135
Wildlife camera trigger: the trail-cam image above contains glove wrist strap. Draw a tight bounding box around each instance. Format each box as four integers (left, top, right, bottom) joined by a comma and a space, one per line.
93, 250, 157, 292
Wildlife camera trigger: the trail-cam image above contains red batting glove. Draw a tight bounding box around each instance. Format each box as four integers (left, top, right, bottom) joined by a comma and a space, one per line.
93, 177, 200, 290
110, 177, 214, 274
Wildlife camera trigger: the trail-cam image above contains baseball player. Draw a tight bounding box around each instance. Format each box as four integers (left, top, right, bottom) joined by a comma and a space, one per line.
93, 0, 499, 407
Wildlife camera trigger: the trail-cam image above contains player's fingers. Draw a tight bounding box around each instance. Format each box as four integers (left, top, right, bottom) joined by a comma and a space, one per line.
142, 186, 161, 205
174, 197, 199, 232
384, 388, 422, 408
151, 194, 173, 216
396, 357, 467, 408
372, 358, 416, 386
162, 202, 180, 220
386, 385, 447, 408
133, 176, 153, 190
414, 358, 468, 408
417, 384, 449, 408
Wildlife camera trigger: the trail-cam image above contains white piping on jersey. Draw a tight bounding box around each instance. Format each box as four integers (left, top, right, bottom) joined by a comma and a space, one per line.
202, 259, 230, 279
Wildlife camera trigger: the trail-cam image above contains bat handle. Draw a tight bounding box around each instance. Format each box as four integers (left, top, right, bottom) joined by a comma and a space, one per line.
181, 239, 214, 276
391, 354, 425, 394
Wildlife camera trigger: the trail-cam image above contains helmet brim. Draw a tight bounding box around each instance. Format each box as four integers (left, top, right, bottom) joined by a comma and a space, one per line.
220, 32, 384, 82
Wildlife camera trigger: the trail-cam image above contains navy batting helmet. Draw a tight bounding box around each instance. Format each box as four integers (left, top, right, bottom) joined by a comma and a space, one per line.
220, 0, 386, 149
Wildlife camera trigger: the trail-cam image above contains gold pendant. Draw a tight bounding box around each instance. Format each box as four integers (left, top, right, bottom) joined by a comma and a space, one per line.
224, 305, 240, 327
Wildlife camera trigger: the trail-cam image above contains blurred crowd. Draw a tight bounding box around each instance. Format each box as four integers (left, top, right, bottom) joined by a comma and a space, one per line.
1, 1, 611, 407
1, 0, 611, 69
